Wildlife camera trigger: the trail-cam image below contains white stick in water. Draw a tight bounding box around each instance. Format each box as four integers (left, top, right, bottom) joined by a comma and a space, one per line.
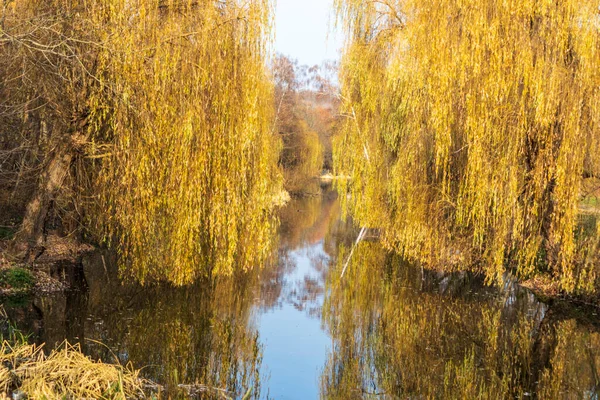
341, 227, 367, 279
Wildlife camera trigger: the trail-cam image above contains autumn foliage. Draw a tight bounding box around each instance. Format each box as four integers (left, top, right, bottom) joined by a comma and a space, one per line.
334, 0, 600, 293
274, 55, 340, 194
0, 0, 281, 285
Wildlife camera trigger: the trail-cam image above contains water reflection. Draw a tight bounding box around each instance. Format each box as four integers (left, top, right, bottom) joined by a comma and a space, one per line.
2, 183, 345, 399
2, 185, 600, 399
258, 183, 345, 399
23, 253, 265, 399
322, 242, 600, 399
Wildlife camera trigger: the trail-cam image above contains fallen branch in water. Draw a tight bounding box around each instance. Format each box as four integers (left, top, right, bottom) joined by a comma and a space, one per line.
341, 227, 367, 279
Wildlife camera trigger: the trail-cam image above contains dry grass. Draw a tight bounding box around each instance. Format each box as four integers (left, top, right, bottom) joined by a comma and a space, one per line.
0, 339, 147, 399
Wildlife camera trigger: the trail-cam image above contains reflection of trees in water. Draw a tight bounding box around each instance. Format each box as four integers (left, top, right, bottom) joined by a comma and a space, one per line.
6, 186, 599, 398
14, 251, 265, 399
278, 183, 340, 250
258, 186, 341, 318
8, 186, 347, 397
6, 186, 350, 398
322, 242, 600, 399
283, 249, 329, 318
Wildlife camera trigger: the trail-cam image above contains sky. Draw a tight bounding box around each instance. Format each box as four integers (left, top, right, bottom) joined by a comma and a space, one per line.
275, 0, 344, 66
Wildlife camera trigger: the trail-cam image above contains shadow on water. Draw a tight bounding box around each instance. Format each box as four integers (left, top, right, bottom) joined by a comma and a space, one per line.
3, 183, 600, 399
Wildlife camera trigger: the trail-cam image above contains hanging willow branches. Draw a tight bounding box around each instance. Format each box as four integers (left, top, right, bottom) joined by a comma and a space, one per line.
1, 0, 281, 285
333, 0, 600, 293
88, 0, 281, 285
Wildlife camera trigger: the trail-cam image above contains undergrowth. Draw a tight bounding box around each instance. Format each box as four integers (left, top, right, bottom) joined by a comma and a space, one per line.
0, 268, 34, 291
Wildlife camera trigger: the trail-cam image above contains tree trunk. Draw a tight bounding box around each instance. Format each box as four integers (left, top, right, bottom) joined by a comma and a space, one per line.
14, 143, 73, 262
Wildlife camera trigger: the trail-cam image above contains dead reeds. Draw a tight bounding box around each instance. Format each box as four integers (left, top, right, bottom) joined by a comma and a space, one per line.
0, 339, 146, 399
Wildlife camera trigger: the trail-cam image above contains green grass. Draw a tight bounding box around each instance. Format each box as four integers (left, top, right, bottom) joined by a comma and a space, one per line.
577, 213, 597, 238
581, 195, 600, 207
0, 320, 31, 345
0, 293, 32, 309
0, 226, 15, 240
0, 268, 34, 291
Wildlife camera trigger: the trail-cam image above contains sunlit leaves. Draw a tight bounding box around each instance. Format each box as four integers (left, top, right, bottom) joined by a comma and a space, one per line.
4, 0, 281, 285
86, 0, 282, 285
334, 0, 600, 293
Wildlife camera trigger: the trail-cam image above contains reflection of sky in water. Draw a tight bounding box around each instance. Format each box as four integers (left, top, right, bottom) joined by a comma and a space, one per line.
258, 240, 331, 399
286, 243, 327, 290
260, 302, 330, 399
5, 185, 600, 399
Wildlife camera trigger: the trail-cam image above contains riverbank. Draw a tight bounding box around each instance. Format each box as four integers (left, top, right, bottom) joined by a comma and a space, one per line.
1, 218, 599, 311
523, 274, 600, 313
0, 232, 94, 296
318, 172, 350, 183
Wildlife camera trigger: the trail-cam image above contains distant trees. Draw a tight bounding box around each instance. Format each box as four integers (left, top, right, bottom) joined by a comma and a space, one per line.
334, 0, 600, 293
296, 60, 340, 171
274, 55, 339, 193
1, 0, 281, 284
274, 55, 322, 193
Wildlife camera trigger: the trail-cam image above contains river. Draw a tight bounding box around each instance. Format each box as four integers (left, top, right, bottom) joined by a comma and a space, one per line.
2, 184, 600, 399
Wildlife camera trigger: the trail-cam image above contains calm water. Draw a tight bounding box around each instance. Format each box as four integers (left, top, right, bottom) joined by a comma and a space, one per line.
3, 185, 600, 399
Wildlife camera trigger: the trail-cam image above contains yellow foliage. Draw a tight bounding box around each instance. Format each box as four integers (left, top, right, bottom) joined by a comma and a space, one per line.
282, 122, 324, 193
2, 0, 281, 285
88, 0, 281, 285
333, 0, 600, 293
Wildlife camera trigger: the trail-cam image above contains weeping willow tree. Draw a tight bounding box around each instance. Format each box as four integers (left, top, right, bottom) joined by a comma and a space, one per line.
1, 0, 281, 285
333, 0, 600, 293
88, 0, 281, 285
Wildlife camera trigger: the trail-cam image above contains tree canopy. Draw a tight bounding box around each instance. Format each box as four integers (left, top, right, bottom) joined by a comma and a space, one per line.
333, 0, 600, 293
1, 0, 281, 285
